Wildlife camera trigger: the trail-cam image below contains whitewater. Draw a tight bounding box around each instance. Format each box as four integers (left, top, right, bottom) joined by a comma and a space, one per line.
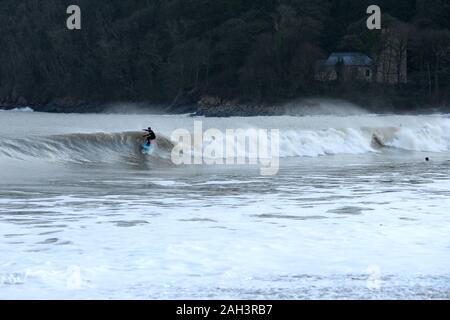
1, 111, 450, 299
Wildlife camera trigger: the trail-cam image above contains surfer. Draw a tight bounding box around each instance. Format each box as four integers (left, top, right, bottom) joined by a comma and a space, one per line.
143, 127, 156, 145
371, 134, 384, 149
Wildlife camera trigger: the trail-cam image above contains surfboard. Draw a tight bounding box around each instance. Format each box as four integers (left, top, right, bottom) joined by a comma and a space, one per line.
141, 143, 154, 154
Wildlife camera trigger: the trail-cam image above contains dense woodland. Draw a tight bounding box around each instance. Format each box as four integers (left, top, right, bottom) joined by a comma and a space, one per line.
0, 0, 449, 112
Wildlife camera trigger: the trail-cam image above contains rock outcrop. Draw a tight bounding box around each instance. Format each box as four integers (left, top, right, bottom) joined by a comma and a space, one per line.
195, 96, 283, 117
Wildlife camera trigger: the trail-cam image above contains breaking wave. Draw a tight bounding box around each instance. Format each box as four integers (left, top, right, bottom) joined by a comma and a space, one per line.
278, 123, 450, 157
0, 132, 174, 165
1, 119, 450, 165
0, 107, 34, 112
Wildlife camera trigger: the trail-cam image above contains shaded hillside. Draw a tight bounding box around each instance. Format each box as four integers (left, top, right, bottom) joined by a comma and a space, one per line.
0, 0, 449, 112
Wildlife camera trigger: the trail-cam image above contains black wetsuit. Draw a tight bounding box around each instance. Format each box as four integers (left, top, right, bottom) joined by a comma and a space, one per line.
143, 129, 156, 145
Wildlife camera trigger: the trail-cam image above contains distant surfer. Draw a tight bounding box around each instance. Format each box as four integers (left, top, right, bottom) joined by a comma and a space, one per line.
143, 127, 156, 146
371, 134, 384, 149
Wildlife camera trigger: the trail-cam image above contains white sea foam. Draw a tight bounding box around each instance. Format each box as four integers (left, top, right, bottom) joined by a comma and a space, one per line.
1, 119, 450, 163
0, 107, 34, 112
1, 112, 450, 299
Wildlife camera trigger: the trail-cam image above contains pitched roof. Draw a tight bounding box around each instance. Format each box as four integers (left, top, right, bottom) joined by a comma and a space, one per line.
324, 52, 373, 66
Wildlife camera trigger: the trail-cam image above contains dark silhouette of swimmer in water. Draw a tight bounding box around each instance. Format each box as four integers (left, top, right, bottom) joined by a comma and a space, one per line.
425, 157, 430, 162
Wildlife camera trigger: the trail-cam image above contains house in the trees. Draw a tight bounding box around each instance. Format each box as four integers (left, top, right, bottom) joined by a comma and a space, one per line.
315, 52, 374, 83
316, 46, 407, 85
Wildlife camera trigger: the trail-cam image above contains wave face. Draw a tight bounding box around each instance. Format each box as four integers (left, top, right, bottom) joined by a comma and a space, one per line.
278, 122, 450, 157
1, 116, 450, 164
0, 132, 174, 165
0, 125, 449, 165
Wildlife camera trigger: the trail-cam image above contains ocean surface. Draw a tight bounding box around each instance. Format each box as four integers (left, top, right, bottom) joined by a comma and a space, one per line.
1, 110, 450, 299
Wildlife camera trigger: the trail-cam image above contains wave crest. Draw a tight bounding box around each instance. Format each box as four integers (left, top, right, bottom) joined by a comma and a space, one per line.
1, 120, 450, 164
0, 131, 173, 165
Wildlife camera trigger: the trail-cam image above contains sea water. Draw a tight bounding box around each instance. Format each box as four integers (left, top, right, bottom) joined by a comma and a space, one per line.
0, 111, 450, 299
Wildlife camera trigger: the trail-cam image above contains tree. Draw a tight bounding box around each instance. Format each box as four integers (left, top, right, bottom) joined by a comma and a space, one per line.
411, 29, 450, 101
